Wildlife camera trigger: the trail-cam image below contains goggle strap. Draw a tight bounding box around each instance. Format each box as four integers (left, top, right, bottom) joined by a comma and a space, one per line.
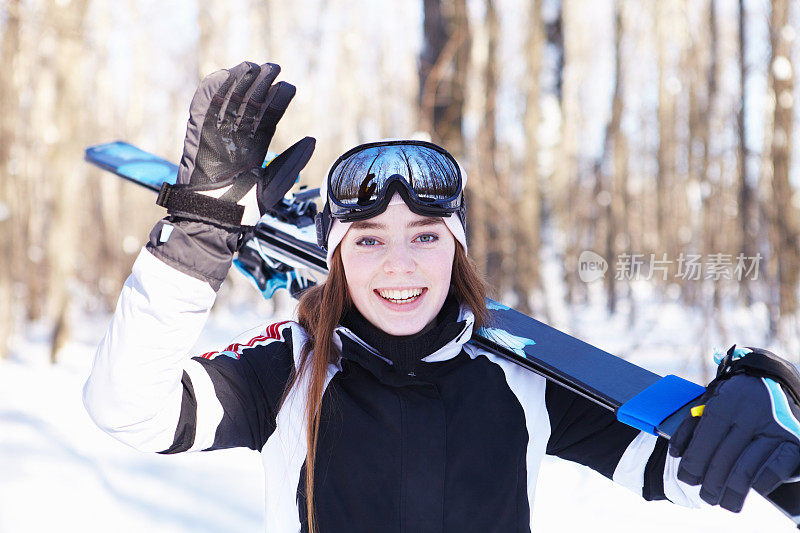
315, 203, 332, 250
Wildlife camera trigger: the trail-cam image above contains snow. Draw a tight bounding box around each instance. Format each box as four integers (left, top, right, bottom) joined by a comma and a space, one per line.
534, 457, 790, 532
0, 312, 266, 533
0, 297, 795, 532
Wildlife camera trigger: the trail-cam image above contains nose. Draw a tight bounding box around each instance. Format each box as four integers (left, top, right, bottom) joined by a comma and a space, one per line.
383, 242, 416, 274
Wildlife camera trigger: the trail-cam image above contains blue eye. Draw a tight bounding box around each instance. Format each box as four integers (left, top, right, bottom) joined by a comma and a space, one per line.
416, 233, 438, 243
356, 237, 380, 246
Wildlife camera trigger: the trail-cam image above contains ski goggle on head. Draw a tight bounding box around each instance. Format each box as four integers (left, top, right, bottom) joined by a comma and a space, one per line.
326, 140, 463, 220
316, 140, 467, 255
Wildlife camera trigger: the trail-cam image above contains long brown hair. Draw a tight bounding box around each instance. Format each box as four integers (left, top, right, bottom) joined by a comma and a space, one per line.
294, 243, 487, 533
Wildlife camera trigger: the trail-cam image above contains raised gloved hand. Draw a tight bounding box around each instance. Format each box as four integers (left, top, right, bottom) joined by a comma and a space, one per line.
157, 61, 315, 228
668, 346, 800, 512
147, 61, 314, 290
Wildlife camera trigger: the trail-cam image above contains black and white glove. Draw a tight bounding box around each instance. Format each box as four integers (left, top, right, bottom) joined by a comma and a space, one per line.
147, 61, 314, 289
668, 346, 800, 512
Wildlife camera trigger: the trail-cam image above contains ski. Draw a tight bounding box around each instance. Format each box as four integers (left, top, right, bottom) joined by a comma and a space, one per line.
86, 141, 800, 527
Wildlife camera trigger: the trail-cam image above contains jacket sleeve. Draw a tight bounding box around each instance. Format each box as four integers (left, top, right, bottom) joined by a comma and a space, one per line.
544, 380, 703, 507
83, 248, 297, 454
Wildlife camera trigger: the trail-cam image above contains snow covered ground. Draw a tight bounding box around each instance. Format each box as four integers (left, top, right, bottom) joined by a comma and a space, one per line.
0, 293, 795, 532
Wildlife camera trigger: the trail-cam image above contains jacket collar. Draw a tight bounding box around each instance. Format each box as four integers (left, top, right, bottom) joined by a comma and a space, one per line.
332, 305, 475, 381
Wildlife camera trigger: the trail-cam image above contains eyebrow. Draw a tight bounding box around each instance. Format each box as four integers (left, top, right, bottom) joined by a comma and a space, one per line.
350, 217, 445, 231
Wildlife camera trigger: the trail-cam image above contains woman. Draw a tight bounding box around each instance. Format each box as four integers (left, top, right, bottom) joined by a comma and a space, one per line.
85, 62, 800, 532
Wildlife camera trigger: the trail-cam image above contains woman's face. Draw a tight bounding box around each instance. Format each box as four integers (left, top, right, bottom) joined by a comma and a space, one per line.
339, 201, 456, 336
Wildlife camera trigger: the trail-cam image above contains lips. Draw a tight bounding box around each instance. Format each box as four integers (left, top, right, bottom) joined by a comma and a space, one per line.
375, 287, 426, 304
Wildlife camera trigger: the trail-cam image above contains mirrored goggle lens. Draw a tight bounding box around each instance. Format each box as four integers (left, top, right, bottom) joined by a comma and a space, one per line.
327, 142, 462, 210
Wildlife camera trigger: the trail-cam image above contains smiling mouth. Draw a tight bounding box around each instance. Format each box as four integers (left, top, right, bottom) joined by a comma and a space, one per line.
375, 288, 426, 304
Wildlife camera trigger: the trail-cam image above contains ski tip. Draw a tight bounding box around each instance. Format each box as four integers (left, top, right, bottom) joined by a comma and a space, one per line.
486, 299, 511, 311
85, 141, 178, 190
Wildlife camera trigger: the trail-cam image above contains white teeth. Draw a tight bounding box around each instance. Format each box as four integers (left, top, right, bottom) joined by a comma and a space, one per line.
377, 288, 424, 303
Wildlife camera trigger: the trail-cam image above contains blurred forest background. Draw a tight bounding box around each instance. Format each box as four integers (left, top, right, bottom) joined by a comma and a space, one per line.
1, 0, 800, 367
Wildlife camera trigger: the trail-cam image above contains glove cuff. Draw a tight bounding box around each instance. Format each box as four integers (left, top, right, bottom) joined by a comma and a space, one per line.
146, 218, 240, 291
714, 346, 800, 405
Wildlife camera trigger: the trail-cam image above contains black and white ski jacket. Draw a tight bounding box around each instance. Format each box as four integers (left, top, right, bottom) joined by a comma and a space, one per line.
84, 249, 703, 532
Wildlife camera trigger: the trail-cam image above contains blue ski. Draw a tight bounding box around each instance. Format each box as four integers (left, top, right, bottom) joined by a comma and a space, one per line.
85, 141, 800, 527
85, 141, 178, 191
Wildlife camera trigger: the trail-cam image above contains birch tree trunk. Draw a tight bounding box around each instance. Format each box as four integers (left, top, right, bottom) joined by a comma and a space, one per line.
512, 0, 544, 314
475, 0, 503, 291
766, 0, 798, 330
737, 0, 752, 304
655, 0, 681, 279
0, 0, 22, 358
249, 0, 272, 61
465, 0, 499, 291
420, 0, 470, 158
600, 0, 626, 314
553, 2, 583, 306
45, 0, 89, 363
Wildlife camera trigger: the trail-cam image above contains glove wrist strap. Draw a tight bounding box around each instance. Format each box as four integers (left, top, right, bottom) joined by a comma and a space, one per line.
156, 183, 244, 228
715, 346, 800, 405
